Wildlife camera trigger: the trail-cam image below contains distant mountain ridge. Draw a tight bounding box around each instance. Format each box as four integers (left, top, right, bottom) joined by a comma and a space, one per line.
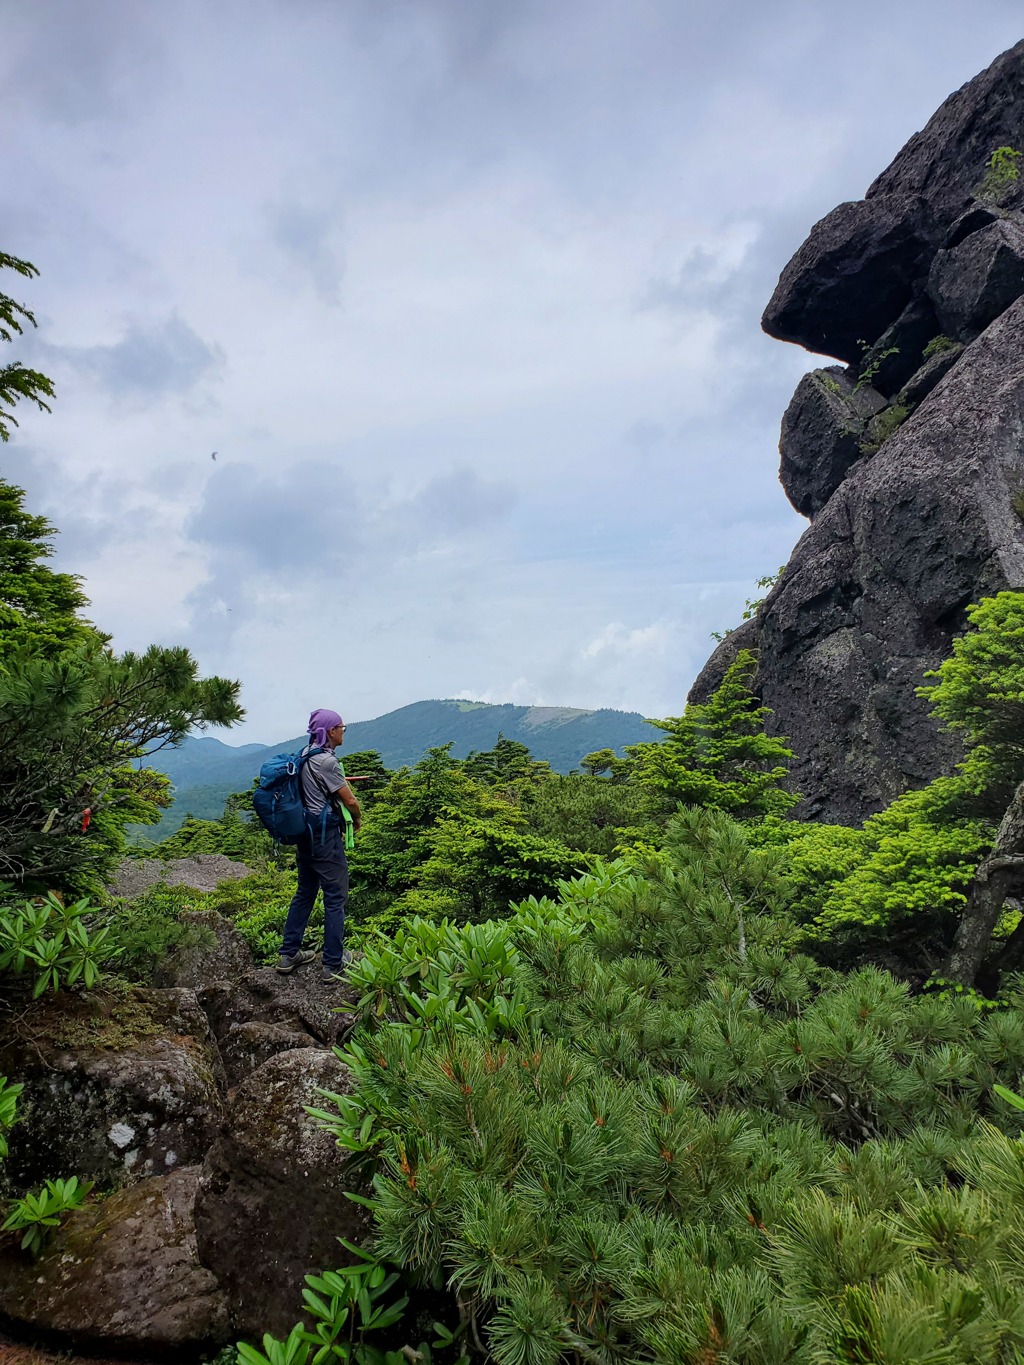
145, 698, 661, 834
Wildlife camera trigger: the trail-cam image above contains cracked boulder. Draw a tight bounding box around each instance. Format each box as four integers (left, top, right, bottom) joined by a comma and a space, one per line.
0, 1165, 231, 1354
219, 1020, 320, 1087
0, 987, 225, 1193
154, 909, 255, 991
928, 217, 1024, 340
779, 367, 885, 518
194, 1047, 371, 1339
896, 343, 964, 408
198, 965, 359, 1051
762, 195, 931, 362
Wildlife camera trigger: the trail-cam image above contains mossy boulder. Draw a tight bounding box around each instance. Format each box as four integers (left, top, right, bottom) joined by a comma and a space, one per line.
0, 987, 225, 1193
0, 1166, 230, 1353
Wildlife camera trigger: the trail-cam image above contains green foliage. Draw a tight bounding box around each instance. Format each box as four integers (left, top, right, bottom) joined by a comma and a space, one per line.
861, 401, 911, 454
206, 865, 303, 961
99, 882, 217, 983
521, 773, 649, 856
854, 338, 899, 393
0, 479, 98, 667
408, 815, 581, 923
462, 736, 551, 787
0, 891, 116, 995
923, 334, 958, 360
341, 751, 393, 808
1, 1176, 91, 1257
0, 252, 55, 442
920, 592, 1024, 796
976, 144, 1022, 203
236, 1238, 468, 1365
710, 568, 783, 642
349, 746, 576, 929
0, 1076, 22, 1161
312, 810, 1024, 1364
752, 784, 993, 966
152, 798, 274, 865
807, 786, 991, 956
629, 650, 797, 820
579, 748, 633, 781
0, 637, 243, 893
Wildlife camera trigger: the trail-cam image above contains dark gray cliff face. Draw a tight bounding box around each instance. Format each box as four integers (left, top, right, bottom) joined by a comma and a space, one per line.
692, 42, 1024, 824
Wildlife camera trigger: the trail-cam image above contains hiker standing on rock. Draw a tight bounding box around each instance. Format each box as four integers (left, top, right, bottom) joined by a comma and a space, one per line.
277, 707, 361, 982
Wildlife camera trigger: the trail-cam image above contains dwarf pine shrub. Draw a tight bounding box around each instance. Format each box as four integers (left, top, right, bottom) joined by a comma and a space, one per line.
315, 809, 1024, 1364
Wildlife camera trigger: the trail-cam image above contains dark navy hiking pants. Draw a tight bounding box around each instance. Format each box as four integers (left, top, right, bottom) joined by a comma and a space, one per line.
281, 823, 348, 969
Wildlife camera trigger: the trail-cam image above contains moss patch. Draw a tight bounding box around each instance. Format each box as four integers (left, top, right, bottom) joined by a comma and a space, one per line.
861, 402, 912, 455
0, 986, 162, 1068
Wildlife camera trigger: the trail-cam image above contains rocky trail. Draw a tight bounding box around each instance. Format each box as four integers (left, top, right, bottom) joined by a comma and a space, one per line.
0, 859, 370, 1362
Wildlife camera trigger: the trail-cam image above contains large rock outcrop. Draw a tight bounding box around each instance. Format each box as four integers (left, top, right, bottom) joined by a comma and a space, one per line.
0, 939, 363, 1356
764, 42, 1024, 362
193, 1047, 371, 1340
0, 987, 225, 1194
694, 42, 1024, 822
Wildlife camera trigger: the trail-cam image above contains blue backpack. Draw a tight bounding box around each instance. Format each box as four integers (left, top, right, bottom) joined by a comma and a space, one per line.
252, 745, 326, 844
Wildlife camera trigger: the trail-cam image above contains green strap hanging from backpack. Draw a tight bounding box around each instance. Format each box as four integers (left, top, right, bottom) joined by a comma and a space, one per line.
337, 760, 355, 851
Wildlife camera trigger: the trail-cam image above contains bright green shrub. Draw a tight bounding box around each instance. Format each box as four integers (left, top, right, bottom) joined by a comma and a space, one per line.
0, 1077, 22, 1160
0, 891, 116, 994
750, 781, 993, 967
2, 1175, 91, 1257
100, 882, 216, 982
312, 810, 1024, 1364
207, 866, 303, 961
749, 816, 867, 922
629, 650, 797, 820
410, 814, 582, 922
809, 787, 992, 954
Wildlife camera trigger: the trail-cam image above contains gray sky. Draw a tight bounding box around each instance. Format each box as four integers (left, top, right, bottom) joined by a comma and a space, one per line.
4, 1, 1022, 741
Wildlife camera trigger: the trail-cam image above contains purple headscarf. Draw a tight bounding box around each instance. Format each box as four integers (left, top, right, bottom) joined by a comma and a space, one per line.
308, 707, 343, 748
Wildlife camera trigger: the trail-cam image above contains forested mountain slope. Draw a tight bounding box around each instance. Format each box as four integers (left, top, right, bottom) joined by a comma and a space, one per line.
149, 698, 660, 829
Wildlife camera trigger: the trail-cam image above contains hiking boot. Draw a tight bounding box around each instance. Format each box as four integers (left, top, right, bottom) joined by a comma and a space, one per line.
322, 950, 354, 983
277, 949, 316, 974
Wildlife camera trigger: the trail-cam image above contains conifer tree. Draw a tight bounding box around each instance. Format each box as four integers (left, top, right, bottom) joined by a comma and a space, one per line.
0, 251, 243, 892
0, 251, 55, 441
0, 640, 243, 892
920, 591, 1024, 984
0, 478, 100, 667
629, 649, 797, 820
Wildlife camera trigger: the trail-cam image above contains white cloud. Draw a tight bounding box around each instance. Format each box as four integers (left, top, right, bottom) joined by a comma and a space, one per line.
2, 1, 1021, 741
583, 621, 674, 662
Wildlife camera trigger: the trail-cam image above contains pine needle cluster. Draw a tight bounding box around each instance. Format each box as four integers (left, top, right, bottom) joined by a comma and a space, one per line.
318, 810, 1024, 1364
